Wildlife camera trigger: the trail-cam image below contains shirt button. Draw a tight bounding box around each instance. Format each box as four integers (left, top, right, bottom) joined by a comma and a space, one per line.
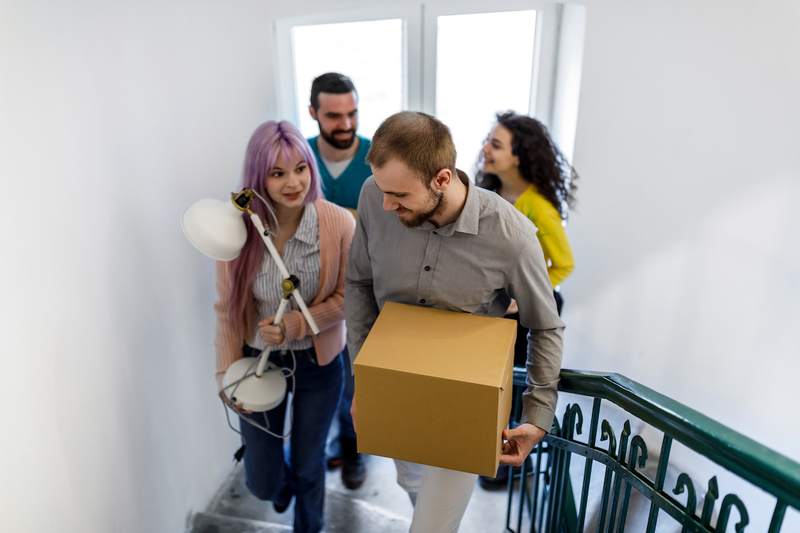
424, 266, 431, 272
419, 299, 426, 304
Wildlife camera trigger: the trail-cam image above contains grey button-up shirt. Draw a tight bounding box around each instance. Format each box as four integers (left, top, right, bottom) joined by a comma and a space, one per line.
345, 176, 565, 431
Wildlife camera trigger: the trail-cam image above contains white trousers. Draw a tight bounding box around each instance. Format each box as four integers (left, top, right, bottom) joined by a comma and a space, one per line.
394, 459, 477, 533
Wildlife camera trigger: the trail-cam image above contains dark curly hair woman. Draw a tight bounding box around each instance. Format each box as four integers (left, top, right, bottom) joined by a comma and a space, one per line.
477, 111, 578, 300
476, 112, 578, 489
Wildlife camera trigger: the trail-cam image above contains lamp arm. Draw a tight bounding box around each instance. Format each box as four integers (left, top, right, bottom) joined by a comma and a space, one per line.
247, 212, 321, 377
249, 213, 290, 278
289, 290, 320, 334
254, 297, 291, 377
248, 212, 320, 334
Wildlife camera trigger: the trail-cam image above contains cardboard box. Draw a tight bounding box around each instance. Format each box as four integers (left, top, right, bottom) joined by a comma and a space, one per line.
353, 301, 516, 477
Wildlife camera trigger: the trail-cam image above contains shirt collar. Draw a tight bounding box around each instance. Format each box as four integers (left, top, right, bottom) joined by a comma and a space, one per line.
426, 177, 480, 237
291, 203, 318, 245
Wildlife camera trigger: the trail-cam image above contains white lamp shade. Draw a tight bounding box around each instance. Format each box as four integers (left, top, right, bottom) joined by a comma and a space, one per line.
181, 198, 248, 261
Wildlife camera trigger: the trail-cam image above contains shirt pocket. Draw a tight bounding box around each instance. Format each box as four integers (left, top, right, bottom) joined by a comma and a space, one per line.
445, 276, 507, 316
294, 257, 321, 302
444, 283, 494, 314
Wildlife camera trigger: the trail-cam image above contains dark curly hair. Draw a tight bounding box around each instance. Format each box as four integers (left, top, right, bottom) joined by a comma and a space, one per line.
476, 112, 578, 219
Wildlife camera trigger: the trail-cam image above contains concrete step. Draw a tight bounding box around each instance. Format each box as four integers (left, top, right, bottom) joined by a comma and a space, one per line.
194, 455, 507, 533
201, 457, 410, 532
191, 512, 292, 533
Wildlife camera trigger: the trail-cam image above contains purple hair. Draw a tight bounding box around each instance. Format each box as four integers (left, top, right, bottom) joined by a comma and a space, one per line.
227, 120, 322, 329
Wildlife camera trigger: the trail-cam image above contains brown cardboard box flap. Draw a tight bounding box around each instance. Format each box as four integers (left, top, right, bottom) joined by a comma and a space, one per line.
357, 302, 516, 387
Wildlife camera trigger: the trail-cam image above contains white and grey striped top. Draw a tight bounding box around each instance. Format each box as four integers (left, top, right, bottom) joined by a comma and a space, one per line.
251, 203, 320, 351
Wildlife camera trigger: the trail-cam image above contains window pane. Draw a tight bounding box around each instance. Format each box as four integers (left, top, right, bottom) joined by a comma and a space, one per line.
292, 19, 404, 139
435, 11, 537, 175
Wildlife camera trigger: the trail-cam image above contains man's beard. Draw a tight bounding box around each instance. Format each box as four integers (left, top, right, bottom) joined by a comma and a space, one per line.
318, 123, 356, 150
400, 187, 445, 228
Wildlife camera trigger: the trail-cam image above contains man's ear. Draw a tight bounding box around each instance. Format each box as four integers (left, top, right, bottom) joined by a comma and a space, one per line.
430, 168, 453, 191
309, 105, 317, 120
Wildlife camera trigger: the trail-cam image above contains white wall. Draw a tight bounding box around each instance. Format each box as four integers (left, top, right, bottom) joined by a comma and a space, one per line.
0, 1, 280, 531
566, 0, 799, 527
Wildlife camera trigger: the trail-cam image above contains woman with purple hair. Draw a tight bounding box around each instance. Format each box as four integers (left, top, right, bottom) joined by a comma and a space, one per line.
213, 120, 355, 533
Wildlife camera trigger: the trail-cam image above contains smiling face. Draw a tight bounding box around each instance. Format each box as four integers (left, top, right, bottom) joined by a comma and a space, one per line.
309, 91, 359, 149
264, 150, 311, 209
481, 124, 519, 175
371, 158, 445, 228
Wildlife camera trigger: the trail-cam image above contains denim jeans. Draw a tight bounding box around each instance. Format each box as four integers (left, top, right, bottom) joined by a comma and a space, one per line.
325, 347, 356, 458
239, 346, 343, 533
337, 347, 356, 440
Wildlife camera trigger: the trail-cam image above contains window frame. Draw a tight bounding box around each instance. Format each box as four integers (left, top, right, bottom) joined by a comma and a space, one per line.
422, 0, 561, 126
273, 1, 563, 129
273, 5, 423, 126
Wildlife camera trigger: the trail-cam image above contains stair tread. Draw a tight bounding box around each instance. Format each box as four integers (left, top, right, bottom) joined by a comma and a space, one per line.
191, 512, 292, 533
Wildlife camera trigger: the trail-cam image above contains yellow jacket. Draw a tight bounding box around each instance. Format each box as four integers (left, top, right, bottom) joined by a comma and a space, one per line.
514, 187, 574, 287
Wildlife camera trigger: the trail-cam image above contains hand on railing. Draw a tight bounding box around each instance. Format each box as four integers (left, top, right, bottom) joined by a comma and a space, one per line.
500, 423, 546, 466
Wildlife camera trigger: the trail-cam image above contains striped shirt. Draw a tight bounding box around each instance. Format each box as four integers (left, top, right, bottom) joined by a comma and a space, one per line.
251, 203, 320, 351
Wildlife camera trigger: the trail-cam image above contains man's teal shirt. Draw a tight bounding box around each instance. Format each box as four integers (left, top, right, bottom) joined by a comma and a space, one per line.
308, 135, 372, 210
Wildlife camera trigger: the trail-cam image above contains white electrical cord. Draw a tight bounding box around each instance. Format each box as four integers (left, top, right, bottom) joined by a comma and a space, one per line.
251, 188, 280, 234
220, 349, 298, 439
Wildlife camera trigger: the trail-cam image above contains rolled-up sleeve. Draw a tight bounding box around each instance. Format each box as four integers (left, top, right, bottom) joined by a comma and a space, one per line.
507, 226, 565, 432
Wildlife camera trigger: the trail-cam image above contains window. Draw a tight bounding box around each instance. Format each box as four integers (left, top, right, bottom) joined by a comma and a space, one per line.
434, 10, 538, 172
290, 19, 405, 139
275, 2, 564, 175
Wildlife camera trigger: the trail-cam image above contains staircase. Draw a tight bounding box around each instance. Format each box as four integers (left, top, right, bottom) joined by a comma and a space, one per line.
189, 454, 508, 533
188, 369, 800, 532
503, 369, 800, 532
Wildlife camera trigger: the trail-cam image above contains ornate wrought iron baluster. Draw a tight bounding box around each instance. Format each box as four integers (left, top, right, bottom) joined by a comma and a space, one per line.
645, 435, 672, 533
716, 493, 749, 532
552, 404, 583, 532
673, 473, 697, 533
546, 417, 565, 532
529, 440, 544, 532
516, 426, 531, 533
767, 501, 787, 533
577, 398, 602, 532
606, 421, 631, 531
700, 477, 719, 529
596, 420, 617, 532
505, 380, 524, 532
615, 435, 648, 532
538, 440, 556, 533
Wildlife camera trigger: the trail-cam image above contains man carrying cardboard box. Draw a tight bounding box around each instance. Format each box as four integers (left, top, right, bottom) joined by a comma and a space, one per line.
345, 111, 564, 533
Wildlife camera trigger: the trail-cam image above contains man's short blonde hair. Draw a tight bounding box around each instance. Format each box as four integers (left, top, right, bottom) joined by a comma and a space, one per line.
367, 111, 457, 182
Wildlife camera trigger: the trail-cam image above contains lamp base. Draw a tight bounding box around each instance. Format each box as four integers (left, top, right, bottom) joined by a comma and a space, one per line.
222, 357, 287, 412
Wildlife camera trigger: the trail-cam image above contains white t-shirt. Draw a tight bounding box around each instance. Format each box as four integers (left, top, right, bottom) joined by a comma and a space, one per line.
322, 157, 353, 179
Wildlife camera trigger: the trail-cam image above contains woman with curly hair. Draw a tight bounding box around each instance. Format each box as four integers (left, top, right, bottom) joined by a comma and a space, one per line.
477, 111, 577, 313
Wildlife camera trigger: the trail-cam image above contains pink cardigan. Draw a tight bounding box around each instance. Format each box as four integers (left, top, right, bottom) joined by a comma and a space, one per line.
214, 199, 356, 381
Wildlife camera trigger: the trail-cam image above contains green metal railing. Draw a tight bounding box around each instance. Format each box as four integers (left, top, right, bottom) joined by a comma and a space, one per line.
504, 369, 800, 532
